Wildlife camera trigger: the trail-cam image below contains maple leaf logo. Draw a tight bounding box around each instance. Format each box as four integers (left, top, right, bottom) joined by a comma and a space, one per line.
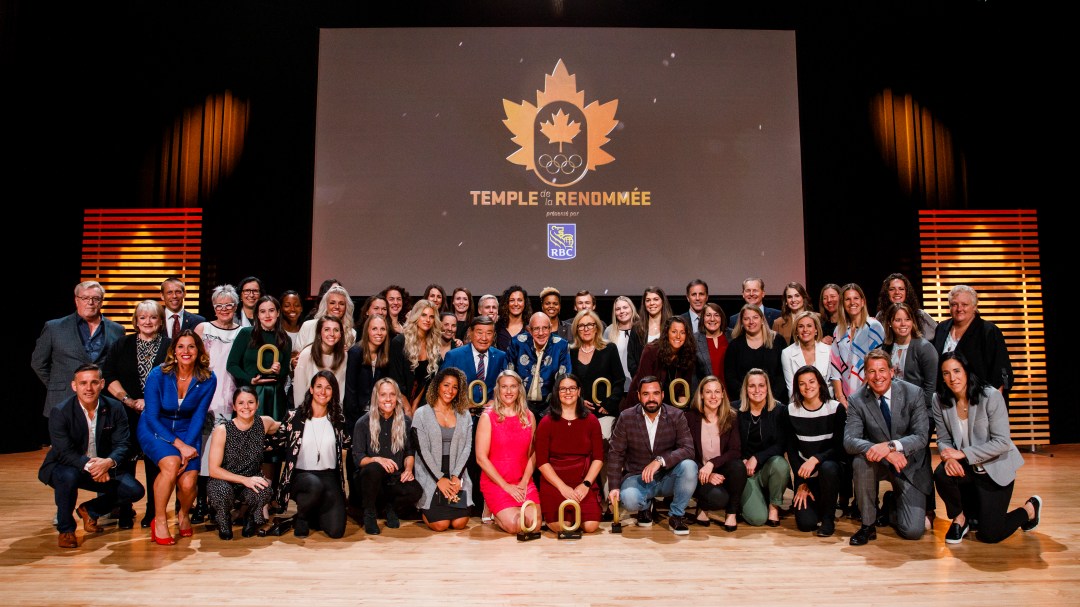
503, 59, 618, 187
539, 109, 581, 152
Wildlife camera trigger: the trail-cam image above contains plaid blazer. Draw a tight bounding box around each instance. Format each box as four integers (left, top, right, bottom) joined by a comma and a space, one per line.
606, 403, 694, 489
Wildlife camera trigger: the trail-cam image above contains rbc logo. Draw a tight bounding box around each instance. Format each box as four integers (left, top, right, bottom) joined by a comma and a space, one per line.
547, 224, 576, 260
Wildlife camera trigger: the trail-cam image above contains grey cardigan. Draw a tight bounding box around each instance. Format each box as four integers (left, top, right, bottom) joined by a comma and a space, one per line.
410, 405, 474, 510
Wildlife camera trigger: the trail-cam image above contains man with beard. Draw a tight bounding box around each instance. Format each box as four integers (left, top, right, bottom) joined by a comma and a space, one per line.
607, 377, 697, 535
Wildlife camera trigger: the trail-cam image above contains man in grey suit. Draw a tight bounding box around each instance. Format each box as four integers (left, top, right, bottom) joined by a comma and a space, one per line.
31, 281, 126, 423
843, 348, 932, 545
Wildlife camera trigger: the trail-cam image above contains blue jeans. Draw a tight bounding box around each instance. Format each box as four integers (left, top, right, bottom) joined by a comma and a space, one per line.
619, 459, 698, 517
49, 464, 145, 533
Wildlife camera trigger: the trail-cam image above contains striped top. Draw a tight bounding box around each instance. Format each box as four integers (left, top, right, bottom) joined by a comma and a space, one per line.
786, 399, 846, 474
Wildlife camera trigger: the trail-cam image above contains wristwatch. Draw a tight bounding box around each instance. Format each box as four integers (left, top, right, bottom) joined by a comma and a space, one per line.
654, 456, 664, 467
582, 479, 592, 487
888, 442, 897, 453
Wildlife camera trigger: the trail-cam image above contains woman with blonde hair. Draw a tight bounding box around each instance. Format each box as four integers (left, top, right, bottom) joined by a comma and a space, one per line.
387, 299, 443, 415
475, 369, 540, 533
353, 377, 422, 535
829, 283, 885, 408
296, 285, 356, 351
734, 368, 789, 527
604, 295, 640, 390
725, 304, 788, 403
684, 376, 745, 531
781, 310, 831, 400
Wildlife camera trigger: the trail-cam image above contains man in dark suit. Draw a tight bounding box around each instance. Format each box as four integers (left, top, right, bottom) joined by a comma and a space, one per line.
39, 364, 145, 548
31, 281, 126, 421
607, 376, 698, 535
439, 315, 508, 516
557, 290, 604, 340
728, 277, 782, 329
507, 312, 572, 420
679, 279, 709, 334
843, 349, 932, 545
161, 276, 205, 339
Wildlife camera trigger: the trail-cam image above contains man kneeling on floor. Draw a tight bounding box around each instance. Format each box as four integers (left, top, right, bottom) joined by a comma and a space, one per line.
39, 363, 145, 548
607, 376, 697, 535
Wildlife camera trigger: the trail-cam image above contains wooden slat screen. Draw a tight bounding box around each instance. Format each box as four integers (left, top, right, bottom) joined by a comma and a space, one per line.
81, 209, 203, 332
919, 209, 1047, 446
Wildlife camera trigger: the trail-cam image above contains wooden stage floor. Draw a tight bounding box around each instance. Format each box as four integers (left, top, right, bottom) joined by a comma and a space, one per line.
1, 445, 1077, 606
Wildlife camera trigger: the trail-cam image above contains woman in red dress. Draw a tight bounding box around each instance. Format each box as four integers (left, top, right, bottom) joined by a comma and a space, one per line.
535, 374, 604, 534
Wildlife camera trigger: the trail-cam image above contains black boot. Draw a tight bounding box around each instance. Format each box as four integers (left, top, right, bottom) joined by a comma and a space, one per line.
363, 509, 380, 535
190, 476, 209, 524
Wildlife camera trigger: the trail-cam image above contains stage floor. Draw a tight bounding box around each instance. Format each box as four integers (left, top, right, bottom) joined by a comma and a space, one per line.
1, 445, 1077, 606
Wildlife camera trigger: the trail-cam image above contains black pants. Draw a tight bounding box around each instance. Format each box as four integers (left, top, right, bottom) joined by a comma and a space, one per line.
292, 469, 346, 538
467, 410, 483, 514
934, 460, 1027, 544
793, 460, 841, 531
358, 463, 423, 513
693, 459, 747, 515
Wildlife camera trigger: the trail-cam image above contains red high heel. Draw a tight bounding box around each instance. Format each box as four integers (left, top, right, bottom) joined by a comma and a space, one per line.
151, 522, 176, 546
178, 517, 194, 538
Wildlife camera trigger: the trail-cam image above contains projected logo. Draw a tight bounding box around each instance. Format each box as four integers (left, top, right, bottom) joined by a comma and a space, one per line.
548, 224, 576, 260
503, 60, 619, 187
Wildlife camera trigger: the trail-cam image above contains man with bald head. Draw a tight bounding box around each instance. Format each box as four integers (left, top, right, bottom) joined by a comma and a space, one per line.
508, 311, 572, 420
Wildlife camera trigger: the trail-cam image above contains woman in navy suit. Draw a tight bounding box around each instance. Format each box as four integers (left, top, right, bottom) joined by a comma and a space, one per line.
933, 352, 1041, 544
139, 330, 216, 545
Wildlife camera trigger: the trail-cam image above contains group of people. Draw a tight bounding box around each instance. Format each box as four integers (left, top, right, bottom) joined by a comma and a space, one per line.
30, 274, 1041, 549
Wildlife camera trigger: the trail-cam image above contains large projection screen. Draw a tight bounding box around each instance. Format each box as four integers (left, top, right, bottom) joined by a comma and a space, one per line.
312, 28, 804, 298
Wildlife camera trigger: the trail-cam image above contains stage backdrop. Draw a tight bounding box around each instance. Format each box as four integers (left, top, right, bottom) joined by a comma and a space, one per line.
312, 27, 805, 297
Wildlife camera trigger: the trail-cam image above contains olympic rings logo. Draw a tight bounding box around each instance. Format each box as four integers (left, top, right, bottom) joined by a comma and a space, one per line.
537, 154, 583, 175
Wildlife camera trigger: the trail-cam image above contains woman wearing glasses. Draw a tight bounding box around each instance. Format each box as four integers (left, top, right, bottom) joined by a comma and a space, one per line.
535, 374, 604, 534
569, 310, 625, 439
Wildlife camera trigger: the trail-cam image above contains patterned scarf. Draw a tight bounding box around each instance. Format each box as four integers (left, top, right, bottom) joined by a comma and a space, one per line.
136, 335, 163, 389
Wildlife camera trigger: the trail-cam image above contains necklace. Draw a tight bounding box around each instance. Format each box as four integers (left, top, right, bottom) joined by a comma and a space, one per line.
580, 345, 595, 353
177, 374, 191, 381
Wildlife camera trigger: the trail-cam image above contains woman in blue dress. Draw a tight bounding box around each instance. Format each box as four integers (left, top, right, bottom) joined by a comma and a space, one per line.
139, 330, 216, 545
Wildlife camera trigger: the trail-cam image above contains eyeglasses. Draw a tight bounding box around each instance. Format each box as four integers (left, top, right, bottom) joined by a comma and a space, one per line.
558, 386, 579, 393
214, 303, 236, 310
530, 326, 551, 333
242, 289, 261, 295
77, 296, 103, 304
578, 323, 597, 330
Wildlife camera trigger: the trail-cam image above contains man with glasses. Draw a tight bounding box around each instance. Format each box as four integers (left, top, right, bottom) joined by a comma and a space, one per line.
160, 276, 205, 339
32, 281, 125, 442
508, 312, 571, 421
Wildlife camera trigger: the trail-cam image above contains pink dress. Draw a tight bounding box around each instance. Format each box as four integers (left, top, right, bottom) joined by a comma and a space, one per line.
479, 409, 540, 514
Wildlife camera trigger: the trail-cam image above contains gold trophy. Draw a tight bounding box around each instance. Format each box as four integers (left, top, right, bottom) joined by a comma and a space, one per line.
467, 379, 487, 409
669, 378, 691, 408
591, 377, 611, 407
557, 499, 582, 540
256, 344, 280, 381
517, 500, 541, 542
610, 498, 622, 534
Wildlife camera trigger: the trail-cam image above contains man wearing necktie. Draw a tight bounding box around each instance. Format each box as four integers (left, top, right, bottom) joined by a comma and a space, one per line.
843, 348, 931, 545
160, 277, 205, 339
679, 279, 709, 335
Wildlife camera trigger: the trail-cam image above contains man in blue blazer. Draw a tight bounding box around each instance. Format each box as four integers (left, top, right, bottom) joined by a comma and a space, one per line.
439, 315, 507, 516
507, 312, 571, 420
32, 281, 126, 420
440, 315, 508, 406
39, 364, 145, 548
161, 277, 205, 339
728, 277, 782, 329
844, 349, 932, 545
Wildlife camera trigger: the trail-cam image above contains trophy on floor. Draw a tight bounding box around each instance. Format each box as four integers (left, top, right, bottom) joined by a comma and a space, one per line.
669, 378, 690, 408
610, 498, 622, 534
557, 499, 582, 540
517, 500, 542, 542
